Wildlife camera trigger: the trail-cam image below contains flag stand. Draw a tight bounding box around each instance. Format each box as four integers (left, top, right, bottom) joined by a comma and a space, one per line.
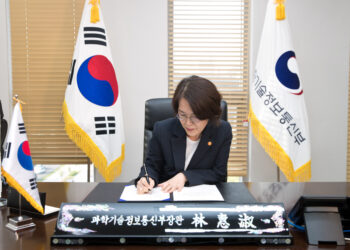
6, 214, 35, 232
6, 194, 35, 232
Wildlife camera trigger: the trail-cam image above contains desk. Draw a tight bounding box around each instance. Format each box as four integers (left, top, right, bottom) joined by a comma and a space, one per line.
1, 182, 349, 250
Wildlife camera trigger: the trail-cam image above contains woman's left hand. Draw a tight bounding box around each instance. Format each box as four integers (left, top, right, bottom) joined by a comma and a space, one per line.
158, 173, 187, 193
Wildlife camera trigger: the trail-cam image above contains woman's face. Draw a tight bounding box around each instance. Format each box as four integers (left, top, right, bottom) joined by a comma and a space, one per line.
178, 98, 208, 141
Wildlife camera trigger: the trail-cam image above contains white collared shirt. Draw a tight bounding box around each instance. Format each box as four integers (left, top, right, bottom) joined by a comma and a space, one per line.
184, 136, 200, 170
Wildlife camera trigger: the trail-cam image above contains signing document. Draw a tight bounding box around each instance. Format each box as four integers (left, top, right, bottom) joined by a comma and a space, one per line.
173, 184, 224, 201
119, 185, 170, 201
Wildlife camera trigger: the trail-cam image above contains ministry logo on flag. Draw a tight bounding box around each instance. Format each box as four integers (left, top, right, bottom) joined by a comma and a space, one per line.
275, 51, 303, 95
63, 0, 125, 182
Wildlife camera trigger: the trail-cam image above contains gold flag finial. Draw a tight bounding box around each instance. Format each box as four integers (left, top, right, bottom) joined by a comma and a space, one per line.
12, 95, 26, 105
13, 95, 26, 111
89, 0, 100, 23
275, 0, 285, 20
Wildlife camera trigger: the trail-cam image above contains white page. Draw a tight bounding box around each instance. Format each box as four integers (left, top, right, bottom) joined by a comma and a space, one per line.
44, 205, 60, 215
173, 184, 224, 201
119, 185, 170, 201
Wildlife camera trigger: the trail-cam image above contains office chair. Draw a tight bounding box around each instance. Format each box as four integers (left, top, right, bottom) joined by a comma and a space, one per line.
143, 98, 228, 161
1, 100, 9, 191
1, 100, 8, 161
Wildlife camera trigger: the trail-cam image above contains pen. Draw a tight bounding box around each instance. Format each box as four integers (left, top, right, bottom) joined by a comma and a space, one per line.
143, 163, 151, 192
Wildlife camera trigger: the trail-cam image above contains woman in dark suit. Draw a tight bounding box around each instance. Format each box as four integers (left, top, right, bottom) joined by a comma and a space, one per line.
136, 75, 232, 194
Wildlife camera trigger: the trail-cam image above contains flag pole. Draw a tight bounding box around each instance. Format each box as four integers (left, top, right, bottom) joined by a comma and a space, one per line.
275, 0, 288, 183
18, 191, 22, 221
276, 0, 284, 184
13, 95, 24, 220
87, 158, 91, 182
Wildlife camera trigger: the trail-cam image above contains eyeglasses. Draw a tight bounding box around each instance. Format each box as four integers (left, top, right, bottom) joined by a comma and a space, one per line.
176, 113, 201, 124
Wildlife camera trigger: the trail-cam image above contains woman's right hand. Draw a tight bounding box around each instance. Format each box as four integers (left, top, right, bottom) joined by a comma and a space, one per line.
136, 177, 155, 194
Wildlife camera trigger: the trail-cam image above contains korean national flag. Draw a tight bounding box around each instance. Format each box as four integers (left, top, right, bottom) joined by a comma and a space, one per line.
63, 0, 125, 182
1, 103, 43, 214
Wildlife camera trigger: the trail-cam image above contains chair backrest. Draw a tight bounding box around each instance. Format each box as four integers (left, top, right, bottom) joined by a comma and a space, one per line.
1, 100, 8, 160
143, 98, 227, 161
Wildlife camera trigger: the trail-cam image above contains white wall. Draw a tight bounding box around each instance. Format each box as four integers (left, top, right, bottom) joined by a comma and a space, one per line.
1, 0, 349, 182
0, 0, 10, 120
94, 0, 168, 181
249, 0, 350, 181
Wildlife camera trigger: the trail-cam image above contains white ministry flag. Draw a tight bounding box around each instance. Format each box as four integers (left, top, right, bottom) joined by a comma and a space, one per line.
1, 103, 43, 213
249, 0, 311, 181
63, 0, 125, 182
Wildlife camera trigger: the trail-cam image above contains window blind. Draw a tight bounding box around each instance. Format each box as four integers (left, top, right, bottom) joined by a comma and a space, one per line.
10, 0, 86, 164
168, 0, 250, 177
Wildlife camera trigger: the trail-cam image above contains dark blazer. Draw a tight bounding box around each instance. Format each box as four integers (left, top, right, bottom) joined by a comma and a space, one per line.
136, 117, 232, 186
